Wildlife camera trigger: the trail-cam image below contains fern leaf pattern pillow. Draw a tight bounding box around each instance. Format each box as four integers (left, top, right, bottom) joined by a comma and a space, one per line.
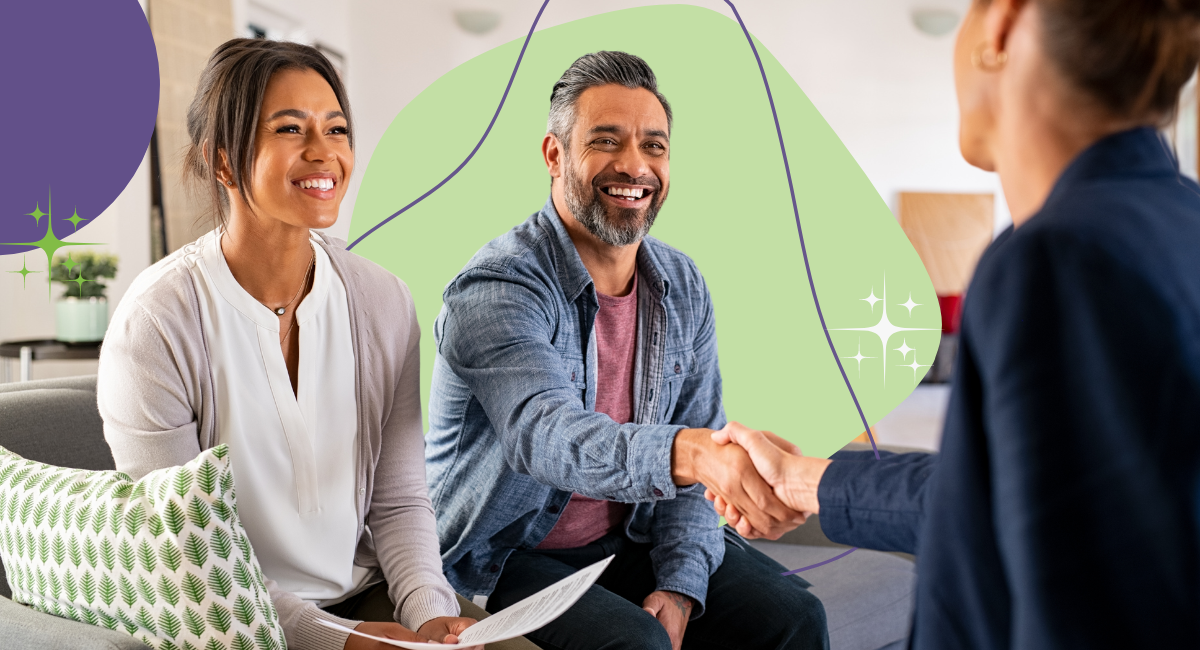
0, 444, 287, 650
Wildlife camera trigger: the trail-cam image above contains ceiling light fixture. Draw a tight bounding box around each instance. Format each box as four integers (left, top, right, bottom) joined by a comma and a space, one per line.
911, 8, 961, 37
454, 9, 502, 35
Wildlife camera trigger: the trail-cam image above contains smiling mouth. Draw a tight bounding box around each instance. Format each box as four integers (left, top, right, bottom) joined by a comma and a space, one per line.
602, 186, 650, 202
293, 178, 335, 191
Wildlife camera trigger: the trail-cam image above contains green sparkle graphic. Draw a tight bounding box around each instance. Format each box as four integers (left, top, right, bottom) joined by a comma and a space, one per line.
3, 189, 102, 299
6, 255, 42, 288
68, 270, 93, 297
67, 209, 87, 231
61, 252, 78, 274
26, 204, 47, 225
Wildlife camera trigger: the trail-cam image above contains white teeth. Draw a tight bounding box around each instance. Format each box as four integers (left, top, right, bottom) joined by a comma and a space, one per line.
297, 179, 334, 190
606, 187, 644, 199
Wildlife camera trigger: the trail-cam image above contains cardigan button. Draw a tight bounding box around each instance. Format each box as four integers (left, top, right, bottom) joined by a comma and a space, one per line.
548, 504, 560, 514
674, 363, 681, 374
571, 372, 576, 381
653, 488, 664, 497
489, 564, 500, 573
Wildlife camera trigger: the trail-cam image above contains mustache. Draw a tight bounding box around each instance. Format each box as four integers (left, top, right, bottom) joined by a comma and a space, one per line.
590, 172, 662, 194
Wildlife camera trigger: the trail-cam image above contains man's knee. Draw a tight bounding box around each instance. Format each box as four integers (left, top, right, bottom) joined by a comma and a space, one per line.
600, 612, 672, 650
771, 583, 829, 649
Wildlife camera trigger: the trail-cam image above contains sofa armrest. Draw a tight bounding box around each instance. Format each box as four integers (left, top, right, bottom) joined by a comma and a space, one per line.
0, 596, 151, 650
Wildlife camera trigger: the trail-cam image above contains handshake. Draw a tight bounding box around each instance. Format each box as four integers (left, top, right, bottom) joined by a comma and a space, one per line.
673, 422, 833, 540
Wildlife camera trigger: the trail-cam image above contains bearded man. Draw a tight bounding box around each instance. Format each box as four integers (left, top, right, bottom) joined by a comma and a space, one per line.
424, 51, 828, 650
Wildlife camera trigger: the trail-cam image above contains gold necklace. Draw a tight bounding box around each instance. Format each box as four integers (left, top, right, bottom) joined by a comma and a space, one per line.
279, 259, 314, 345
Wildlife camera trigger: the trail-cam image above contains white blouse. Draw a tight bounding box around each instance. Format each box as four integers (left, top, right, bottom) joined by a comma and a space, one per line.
190, 230, 372, 605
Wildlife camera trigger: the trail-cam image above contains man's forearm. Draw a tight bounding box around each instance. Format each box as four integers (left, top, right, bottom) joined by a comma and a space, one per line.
669, 428, 713, 486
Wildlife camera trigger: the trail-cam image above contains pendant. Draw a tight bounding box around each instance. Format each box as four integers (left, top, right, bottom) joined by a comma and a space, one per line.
275, 307, 286, 315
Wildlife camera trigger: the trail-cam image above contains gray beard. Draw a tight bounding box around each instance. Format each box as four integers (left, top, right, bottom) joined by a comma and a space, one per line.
563, 161, 660, 248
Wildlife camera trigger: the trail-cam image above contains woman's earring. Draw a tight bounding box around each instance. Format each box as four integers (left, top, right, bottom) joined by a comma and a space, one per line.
972, 43, 1008, 71
225, 180, 233, 187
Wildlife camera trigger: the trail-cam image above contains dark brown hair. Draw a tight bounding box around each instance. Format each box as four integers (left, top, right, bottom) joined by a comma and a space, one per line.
184, 38, 353, 228
993, 0, 1200, 123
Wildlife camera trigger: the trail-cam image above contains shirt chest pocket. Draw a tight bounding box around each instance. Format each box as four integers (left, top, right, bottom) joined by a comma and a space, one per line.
659, 349, 697, 422
561, 355, 587, 402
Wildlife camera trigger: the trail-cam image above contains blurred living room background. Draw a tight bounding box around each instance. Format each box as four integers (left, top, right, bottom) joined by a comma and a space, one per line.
3, 0, 1197, 452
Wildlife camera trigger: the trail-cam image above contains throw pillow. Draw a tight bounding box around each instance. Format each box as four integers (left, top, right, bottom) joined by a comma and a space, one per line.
0, 444, 287, 650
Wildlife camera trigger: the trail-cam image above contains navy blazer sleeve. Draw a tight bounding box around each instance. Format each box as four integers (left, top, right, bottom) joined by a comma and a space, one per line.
817, 450, 937, 554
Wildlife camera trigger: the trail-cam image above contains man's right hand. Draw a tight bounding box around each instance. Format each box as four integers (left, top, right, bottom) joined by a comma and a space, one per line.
704, 423, 832, 539
671, 423, 807, 540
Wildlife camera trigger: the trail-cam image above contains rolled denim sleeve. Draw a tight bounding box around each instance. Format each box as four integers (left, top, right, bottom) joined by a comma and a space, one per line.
437, 263, 682, 503
648, 275, 725, 617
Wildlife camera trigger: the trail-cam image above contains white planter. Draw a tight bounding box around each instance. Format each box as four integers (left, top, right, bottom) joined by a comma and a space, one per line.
56, 297, 109, 343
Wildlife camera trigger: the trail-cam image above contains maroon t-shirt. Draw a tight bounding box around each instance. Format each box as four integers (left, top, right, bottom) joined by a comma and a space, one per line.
537, 274, 638, 550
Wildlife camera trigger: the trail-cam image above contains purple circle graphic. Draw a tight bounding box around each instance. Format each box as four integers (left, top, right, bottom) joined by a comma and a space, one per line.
2, 0, 158, 255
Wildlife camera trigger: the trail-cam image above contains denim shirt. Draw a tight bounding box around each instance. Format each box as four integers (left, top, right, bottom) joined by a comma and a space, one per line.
425, 198, 726, 615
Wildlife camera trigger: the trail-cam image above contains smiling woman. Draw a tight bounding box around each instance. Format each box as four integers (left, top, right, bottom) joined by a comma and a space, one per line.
96, 38, 534, 650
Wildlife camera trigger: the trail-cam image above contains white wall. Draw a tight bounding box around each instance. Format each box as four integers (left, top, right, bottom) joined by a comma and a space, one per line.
0, 150, 151, 380
333, 0, 1010, 240
1, 0, 1007, 381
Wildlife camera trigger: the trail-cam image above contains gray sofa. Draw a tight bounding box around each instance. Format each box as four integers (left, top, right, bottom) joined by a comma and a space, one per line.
0, 376, 916, 649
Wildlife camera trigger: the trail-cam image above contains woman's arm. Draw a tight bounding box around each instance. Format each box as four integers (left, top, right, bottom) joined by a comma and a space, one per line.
99, 298, 205, 479
366, 282, 462, 631
99, 290, 366, 650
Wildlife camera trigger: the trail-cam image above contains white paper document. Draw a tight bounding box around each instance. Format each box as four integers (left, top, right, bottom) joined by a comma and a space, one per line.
319, 555, 614, 649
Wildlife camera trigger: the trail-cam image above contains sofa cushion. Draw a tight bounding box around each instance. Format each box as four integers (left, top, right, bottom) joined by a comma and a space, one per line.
0, 376, 111, 599
0, 375, 114, 472
0, 594, 150, 649
751, 540, 915, 650
0, 444, 286, 650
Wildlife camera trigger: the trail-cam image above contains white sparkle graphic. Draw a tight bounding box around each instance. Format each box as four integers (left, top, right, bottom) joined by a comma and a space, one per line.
901, 293, 922, 316
861, 289, 881, 311
834, 279, 939, 384
894, 338, 914, 361
899, 355, 931, 383
840, 338, 878, 378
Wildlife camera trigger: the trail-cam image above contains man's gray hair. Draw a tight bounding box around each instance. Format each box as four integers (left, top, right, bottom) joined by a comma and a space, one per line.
547, 51, 673, 148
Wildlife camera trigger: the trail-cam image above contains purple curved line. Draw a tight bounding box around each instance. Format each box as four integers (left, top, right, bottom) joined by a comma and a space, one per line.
780, 547, 858, 576
722, 0, 880, 461
346, 0, 551, 251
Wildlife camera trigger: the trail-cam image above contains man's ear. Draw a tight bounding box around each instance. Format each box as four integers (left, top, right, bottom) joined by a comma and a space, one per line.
984, 0, 1026, 56
543, 133, 565, 180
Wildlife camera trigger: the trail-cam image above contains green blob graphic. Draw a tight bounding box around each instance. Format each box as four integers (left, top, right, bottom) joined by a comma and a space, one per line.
350, 5, 940, 458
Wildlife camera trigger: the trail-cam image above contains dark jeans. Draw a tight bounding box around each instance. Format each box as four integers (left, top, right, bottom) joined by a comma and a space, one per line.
488, 528, 829, 650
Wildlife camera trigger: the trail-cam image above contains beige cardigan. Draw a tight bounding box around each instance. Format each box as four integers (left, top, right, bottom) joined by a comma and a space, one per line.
97, 232, 459, 650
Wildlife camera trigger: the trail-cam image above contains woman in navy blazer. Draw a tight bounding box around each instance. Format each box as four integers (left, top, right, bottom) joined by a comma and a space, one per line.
708, 0, 1200, 648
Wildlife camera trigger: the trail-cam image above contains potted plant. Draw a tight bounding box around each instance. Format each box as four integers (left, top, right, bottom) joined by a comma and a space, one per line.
50, 251, 118, 343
